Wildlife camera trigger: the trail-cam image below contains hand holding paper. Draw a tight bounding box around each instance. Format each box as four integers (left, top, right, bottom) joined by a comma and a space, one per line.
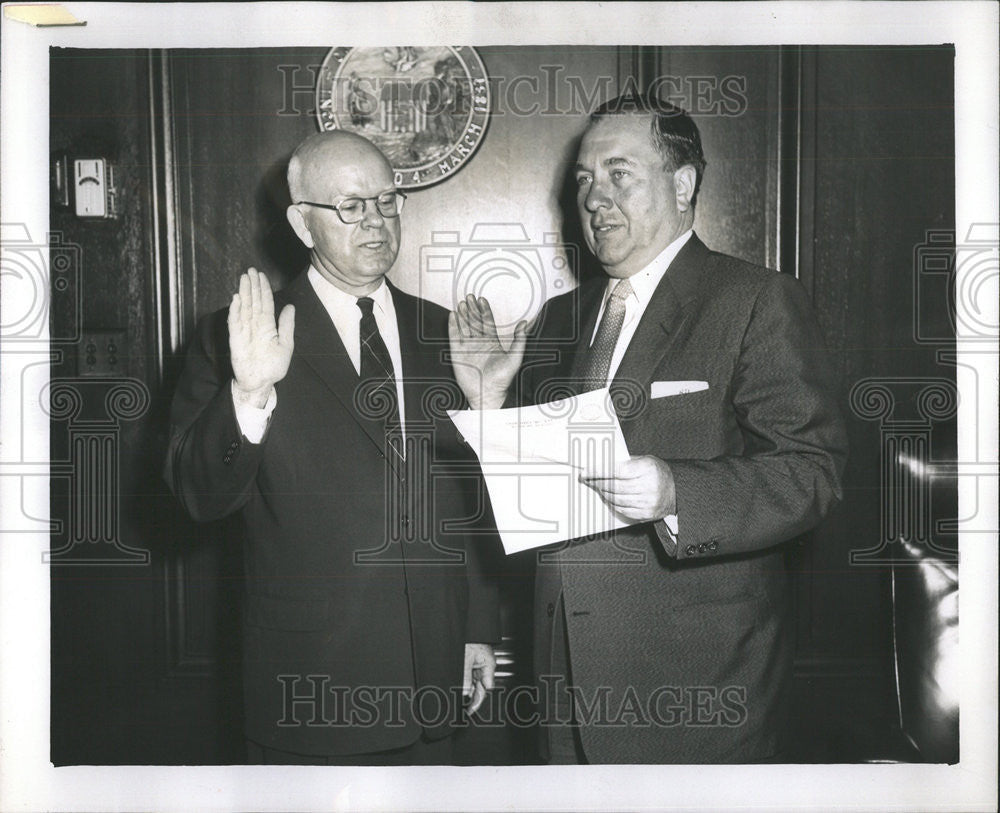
579, 454, 676, 521
449, 387, 639, 554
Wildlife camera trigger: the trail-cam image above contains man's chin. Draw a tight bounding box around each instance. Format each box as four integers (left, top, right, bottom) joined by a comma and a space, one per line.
357, 255, 397, 279
594, 251, 631, 278
594, 243, 626, 268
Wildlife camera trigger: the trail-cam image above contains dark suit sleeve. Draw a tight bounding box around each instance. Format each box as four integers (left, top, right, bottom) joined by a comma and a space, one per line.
434, 380, 502, 645
163, 310, 266, 522
451, 408, 502, 645
420, 298, 503, 644
657, 272, 847, 559
463, 518, 503, 644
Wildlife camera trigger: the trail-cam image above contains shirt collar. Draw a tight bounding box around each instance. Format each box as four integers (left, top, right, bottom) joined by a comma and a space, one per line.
307, 266, 391, 317
605, 229, 693, 308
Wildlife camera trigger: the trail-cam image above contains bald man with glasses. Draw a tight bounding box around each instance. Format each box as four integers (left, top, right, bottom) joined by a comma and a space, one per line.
165, 131, 500, 765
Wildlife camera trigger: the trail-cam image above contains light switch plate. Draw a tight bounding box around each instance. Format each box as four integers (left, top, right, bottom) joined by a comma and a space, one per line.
78, 330, 127, 377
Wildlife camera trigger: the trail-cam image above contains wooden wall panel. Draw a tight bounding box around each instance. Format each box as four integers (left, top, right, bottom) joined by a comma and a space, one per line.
787, 46, 956, 757
655, 46, 781, 269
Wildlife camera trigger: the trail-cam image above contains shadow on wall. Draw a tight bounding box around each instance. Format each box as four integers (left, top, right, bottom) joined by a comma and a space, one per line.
256, 153, 309, 290
554, 130, 604, 286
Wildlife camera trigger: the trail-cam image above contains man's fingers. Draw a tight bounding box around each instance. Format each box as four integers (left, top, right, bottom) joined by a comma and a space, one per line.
594, 491, 642, 509
468, 294, 505, 342
277, 304, 295, 348
249, 267, 264, 314
462, 294, 483, 337
581, 483, 647, 516
239, 273, 251, 325
453, 303, 472, 341
480, 659, 496, 692
469, 294, 491, 337
259, 269, 275, 320
477, 296, 497, 331
580, 474, 640, 490
467, 681, 487, 717
228, 293, 241, 331
461, 645, 473, 697
580, 476, 646, 500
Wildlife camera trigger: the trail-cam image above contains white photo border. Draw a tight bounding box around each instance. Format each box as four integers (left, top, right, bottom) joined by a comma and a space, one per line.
1, 2, 997, 811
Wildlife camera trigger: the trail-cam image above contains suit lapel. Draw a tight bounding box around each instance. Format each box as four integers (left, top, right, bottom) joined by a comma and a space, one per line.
279, 273, 389, 456
612, 233, 710, 393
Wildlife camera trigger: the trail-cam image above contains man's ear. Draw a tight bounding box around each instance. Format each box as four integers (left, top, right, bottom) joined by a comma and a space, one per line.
286, 204, 315, 249
673, 165, 697, 213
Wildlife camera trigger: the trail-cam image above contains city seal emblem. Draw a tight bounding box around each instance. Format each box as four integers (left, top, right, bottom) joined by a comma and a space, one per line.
315, 46, 491, 189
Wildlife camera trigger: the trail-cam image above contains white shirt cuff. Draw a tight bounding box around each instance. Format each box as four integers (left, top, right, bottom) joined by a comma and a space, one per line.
231, 381, 277, 444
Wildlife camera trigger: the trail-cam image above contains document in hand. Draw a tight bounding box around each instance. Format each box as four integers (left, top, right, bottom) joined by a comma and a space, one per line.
449, 387, 637, 554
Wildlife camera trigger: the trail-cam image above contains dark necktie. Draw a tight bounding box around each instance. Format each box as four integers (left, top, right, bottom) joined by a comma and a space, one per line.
357, 297, 402, 454
581, 278, 633, 391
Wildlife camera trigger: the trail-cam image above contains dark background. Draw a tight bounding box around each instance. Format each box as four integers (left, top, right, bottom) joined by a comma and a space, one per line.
48, 45, 956, 764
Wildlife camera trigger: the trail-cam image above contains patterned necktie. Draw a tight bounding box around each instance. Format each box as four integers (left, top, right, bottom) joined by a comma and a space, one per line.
581, 278, 633, 391
357, 297, 402, 449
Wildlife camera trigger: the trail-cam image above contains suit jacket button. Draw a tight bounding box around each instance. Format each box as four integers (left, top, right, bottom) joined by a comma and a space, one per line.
547, 602, 555, 618
697, 543, 707, 554
685, 545, 696, 556
708, 541, 718, 552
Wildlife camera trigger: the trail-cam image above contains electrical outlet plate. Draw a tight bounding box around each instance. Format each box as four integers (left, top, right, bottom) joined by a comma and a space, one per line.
78, 330, 127, 377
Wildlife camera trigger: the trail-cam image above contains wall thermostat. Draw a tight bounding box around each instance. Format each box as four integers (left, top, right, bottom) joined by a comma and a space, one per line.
73, 158, 117, 218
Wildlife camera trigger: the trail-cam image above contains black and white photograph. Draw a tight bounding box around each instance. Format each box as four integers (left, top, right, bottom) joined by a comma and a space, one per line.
1, 3, 996, 811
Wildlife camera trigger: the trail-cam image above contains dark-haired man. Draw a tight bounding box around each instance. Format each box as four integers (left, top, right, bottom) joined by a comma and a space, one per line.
450, 95, 847, 763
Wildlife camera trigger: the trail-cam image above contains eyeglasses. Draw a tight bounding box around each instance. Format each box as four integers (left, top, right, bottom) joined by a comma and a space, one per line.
295, 190, 407, 224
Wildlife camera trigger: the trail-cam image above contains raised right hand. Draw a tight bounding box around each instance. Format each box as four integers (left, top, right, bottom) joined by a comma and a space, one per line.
228, 268, 295, 407
448, 294, 529, 410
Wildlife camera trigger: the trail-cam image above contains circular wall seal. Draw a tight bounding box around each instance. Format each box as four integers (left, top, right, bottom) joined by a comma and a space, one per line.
315, 46, 490, 190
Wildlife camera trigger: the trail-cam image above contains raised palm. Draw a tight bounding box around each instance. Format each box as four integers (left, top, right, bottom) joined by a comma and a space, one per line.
448, 294, 528, 410
228, 268, 295, 405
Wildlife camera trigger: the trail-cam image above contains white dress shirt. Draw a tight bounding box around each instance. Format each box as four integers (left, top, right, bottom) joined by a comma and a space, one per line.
590, 229, 693, 378
589, 229, 692, 536
233, 267, 406, 443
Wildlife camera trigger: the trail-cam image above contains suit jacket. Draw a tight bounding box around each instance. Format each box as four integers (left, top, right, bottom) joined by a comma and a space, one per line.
165, 274, 501, 757
518, 234, 847, 763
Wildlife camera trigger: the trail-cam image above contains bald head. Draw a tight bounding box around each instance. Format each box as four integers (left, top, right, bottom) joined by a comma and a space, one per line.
285, 131, 401, 295
287, 131, 393, 203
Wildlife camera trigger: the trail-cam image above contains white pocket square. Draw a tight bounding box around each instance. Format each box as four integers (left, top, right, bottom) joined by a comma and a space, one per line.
651, 380, 709, 398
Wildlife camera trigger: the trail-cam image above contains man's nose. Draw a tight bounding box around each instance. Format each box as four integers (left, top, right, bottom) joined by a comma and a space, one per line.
360, 203, 385, 228
583, 179, 611, 212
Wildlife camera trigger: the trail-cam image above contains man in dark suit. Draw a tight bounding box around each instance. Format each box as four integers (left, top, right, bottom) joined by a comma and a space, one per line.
165, 131, 500, 765
450, 94, 847, 763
